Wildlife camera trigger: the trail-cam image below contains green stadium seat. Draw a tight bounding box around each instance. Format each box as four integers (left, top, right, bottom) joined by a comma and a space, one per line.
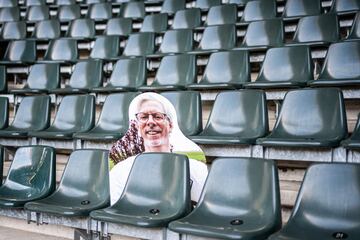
118, 1, 145, 20
25, 5, 49, 22
65, 18, 96, 39
0, 96, 50, 138
288, 14, 339, 46
205, 4, 238, 26
85, 0, 106, 4
171, 8, 201, 29
169, 157, 281, 239
29, 95, 95, 140
229, 0, 250, 6
90, 36, 120, 59
122, 32, 155, 57
0, 145, 3, 186
0, 66, 8, 93
11, 63, 60, 94
25, 0, 46, 6
139, 54, 196, 91
140, 13, 168, 33
161, 91, 202, 136
25, 149, 109, 217
56, 0, 76, 5
0, 146, 56, 208
0, 21, 27, 40
0, 0, 17, 7
191, 90, 268, 144
240, 0, 277, 22
161, 0, 185, 14
74, 92, 138, 141
32, 19, 61, 40
245, 46, 312, 89
104, 18, 132, 36
0, 7, 20, 22
342, 113, 360, 150
330, 0, 360, 15
282, 0, 321, 20
188, 50, 250, 90
156, 29, 193, 54
0, 97, 9, 130
268, 163, 360, 240
42, 38, 78, 63
0, 40, 36, 64
52, 60, 102, 94
92, 57, 146, 92
87, 3, 112, 21
90, 152, 191, 227
309, 41, 360, 87
257, 88, 348, 148
57, 4, 81, 22
195, 0, 221, 10
346, 12, 360, 40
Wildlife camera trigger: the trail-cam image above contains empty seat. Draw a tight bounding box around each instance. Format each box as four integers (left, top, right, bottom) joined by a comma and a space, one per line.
56, 0, 76, 5
238, 18, 284, 50
0, 7, 20, 22
52, 60, 102, 94
90, 36, 120, 60
25, 0, 46, 6
74, 92, 138, 141
1, 40, 36, 64
87, 3, 112, 21
0, 145, 3, 185
161, 91, 202, 136
139, 54, 196, 91
205, 4, 238, 26
32, 19, 61, 40
188, 50, 250, 90
0, 96, 50, 138
288, 14, 339, 46
282, 0, 321, 20
245, 46, 312, 89
195, 24, 237, 52
330, 0, 360, 14
25, 149, 109, 217
161, 0, 185, 14
169, 157, 281, 239
346, 12, 360, 40
229, 0, 250, 5
42, 38, 78, 63
57, 4, 81, 22
196, 0, 221, 10
65, 18, 96, 39
11, 63, 60, 94
0, 146, 56, 208
26, 5, 49, 22
191, 90, 268, 144
0, 66, 8, 94
0, 21, 27, 40
122, 32, 155, 57
309, 41, 360, 87
0, 97, 9, 130
118, 1, 145, 20
241, 0, 277, 22
104, 18, 132, 36
172, 8, 201, 29
90, 152, 191, 227
92, 57, 146, 92
157, 29, 193, 54
342, 113, 360, 150
257, 88, 347, 148
0, 0, 17, 7
29, 95, 95, 140
85, 0, 106, 4
140, 13, 168, 33
268, 163, 360, 240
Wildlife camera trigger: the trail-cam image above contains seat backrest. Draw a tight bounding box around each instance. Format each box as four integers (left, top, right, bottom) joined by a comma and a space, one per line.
44, 38, 78, 62
201, 50, 250, 85
241, 18, 284, 48
11, 95, 50, 131
140, 13, 168, 33
56, 0, 76, 5
158, 29, 193, 54
161, 0, 185, 14
196, 0, 221, 10
0, 145, 3, 185
104, 18, 132, 36
271, 88, 347, 139
90, 36, 120, 59
1, 21, 26, 40
26, 0, 46, 6
57, 4, 81, 22
282, 0, 321, 19
290, 163, 360, 227
241, 0, 276, 22
4, 146, 56, 198
330, 0, 360, 14
153, 54, 196, 87
52, 95, 95, 132
68, 60, 103, 89
161, 91, 202, 136
0, 7, 20, 22
293, 14, 339, 44
0, 0, 17, 7
108, 57, 146, 88
0, 66, 7, 93
318, 41, 360, 80
26, 5, 49, 22
198, 24, 237, 50
118, 1, 145, 19
0, 97, 9, 129
203, 90, 268, 137
3, 40, 36, 62
97, 92, 138, 131
205, 4, 238, 26
66, 18, 96, 39
26, 63, 60, 91
56, 149, 109, 204
114, 152, 190, 215
256, 46, 313, 83
87, 2, 112, 20
123, 32, 155, 56
32, 19, 61, 40
347, 12, 360, 40
229, 0, 249, 4
172, 8, 201, 29
197, 157, 281, 227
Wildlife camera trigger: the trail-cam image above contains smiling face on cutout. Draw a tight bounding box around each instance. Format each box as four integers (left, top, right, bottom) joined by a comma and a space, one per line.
136, 99, 173, 152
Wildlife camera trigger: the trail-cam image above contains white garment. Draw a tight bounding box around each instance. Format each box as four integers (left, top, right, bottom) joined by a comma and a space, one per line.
109, 155, 208, 205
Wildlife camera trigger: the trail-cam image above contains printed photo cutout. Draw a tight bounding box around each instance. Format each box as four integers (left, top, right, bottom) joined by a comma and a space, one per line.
109, 92, 207, 204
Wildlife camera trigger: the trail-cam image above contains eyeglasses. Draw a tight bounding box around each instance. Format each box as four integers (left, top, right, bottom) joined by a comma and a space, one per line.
135, 112, 168, 123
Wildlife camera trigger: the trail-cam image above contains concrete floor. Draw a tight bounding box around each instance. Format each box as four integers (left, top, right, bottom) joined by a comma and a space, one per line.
0, 226, 71, 240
